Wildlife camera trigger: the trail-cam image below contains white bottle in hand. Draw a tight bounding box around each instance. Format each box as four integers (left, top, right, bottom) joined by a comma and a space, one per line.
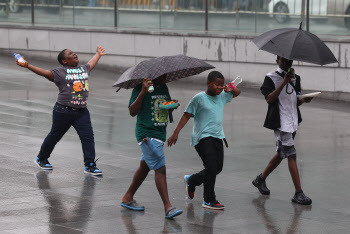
14, 53, 26, 64
148, 81, 154, 93
228, 76, 242, 89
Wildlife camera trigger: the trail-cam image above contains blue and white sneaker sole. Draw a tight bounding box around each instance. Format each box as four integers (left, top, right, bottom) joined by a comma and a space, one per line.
34, 160, 53, 170
120, 203, 145, 211
84, 170, 103, 176
202, 204, 225, 210
165, 209, 183, 219
184, 175, 193, 200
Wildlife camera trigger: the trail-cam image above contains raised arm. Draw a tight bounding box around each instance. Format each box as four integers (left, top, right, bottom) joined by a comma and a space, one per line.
129, 78, 153, 117
167, 112, 192, 147
16, 59, 54, 81
224, 84, 241, 98
88, 46, 106, 71
231, 87, 241, 97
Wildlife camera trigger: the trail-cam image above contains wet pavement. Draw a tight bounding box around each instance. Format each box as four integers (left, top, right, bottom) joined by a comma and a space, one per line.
0, 55, 350, 233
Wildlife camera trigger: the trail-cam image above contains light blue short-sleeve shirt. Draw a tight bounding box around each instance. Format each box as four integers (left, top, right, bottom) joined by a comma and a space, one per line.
185, 91, 233, 146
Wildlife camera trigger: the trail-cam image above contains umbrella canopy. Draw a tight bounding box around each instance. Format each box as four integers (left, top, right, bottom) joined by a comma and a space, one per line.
252, 23, 338, 65
113, 55, 214, 90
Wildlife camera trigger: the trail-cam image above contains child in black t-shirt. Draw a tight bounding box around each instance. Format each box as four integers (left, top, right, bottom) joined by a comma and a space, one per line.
16, 46, 106, 175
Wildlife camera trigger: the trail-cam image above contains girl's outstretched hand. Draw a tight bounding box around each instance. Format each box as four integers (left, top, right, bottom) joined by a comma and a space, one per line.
96, 46, 106, 56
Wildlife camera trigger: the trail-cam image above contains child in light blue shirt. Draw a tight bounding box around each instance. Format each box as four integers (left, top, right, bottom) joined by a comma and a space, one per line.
167, 71, 240, 210
186, 90, 233, 147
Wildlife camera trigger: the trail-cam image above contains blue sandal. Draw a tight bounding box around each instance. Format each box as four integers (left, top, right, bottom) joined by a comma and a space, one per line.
165, 207, 183, 219
121, 200, 145, 211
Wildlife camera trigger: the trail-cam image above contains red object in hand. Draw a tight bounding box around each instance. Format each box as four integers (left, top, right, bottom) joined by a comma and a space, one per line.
228, 82, 236, 90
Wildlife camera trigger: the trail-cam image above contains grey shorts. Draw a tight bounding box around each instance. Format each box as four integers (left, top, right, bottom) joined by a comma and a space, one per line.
274, 130, 297, 159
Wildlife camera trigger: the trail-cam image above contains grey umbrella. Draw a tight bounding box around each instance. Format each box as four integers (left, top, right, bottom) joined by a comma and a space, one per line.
113, 55, 214, 90
252, 23, 338, 65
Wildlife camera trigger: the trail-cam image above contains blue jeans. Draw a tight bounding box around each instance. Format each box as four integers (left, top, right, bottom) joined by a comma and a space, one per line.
38, 103, 96, 166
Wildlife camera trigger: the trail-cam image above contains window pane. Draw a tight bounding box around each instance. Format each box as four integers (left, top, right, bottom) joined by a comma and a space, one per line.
0, 0, 32, 24
160, 0, 205, 31
34, 0, 73, 25
208, 0, 258, 33
117, 0, 160, 29
256, 0, 305, 33
74, 0, 115, 27
309, 0, 350, 36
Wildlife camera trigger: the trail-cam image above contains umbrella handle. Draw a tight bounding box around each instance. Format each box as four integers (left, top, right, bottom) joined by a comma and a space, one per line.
168, 111, 173, 123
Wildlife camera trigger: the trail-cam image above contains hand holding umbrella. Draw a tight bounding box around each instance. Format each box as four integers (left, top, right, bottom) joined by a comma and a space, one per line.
140, 78, 153, 94
113, 55, 215, 90
114, 55, 214, 123
252, 24, 337, 100
252, 22, 338, 65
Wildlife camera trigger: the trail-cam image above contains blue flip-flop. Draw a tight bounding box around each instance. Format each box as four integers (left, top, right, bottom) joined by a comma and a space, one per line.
165, 207, 183, 219
120, 200, 145, 211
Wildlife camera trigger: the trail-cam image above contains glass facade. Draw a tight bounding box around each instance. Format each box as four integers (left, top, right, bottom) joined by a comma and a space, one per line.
0, 0, 350, 36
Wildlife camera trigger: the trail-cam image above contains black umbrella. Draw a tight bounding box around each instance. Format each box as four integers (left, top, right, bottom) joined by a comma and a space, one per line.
113, 55, 215, 90
252, 23, 338, 65
113, 55, 214, 123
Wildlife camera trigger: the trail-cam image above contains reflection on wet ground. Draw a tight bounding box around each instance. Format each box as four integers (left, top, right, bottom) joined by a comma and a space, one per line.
0, 55, 349, 233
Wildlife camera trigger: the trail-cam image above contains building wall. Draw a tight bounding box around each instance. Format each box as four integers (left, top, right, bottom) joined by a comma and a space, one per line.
1, 26, 349, 100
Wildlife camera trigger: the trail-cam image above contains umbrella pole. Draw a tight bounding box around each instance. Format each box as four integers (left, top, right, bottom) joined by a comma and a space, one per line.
306, 0, 310, 32
168, 111, 173, 123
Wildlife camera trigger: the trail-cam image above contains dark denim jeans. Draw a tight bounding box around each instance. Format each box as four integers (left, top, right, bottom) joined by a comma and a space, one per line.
189, 137, 224, 203
38, 103, 95, 166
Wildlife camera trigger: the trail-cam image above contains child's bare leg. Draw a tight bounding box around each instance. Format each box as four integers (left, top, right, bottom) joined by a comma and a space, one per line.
154, 166, 172, 212
122, 160, 150, 203
262, 153, 283, 178
287, 154, 302, 191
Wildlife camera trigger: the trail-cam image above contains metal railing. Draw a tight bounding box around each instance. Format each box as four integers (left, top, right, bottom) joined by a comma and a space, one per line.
1, 0, 350, 33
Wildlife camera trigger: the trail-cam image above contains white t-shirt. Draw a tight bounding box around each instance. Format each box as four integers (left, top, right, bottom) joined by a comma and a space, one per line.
266, 68, 298, 133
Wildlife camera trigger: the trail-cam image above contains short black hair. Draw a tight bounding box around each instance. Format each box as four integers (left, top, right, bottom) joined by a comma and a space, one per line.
277, 56, 293, 62
207, 71, 224, 82
57, 49, 68, 65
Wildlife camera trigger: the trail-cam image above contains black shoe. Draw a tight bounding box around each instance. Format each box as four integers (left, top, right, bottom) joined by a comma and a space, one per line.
202, 200, 225, 210
84, 162, 103, 176
252, 174, 270, 195
184, 175, 195, 199
292, 191, 312, 205
34, 157, 53, 170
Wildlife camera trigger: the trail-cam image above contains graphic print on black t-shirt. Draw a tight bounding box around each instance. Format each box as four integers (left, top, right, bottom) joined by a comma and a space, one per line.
51, 64, 91, 108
